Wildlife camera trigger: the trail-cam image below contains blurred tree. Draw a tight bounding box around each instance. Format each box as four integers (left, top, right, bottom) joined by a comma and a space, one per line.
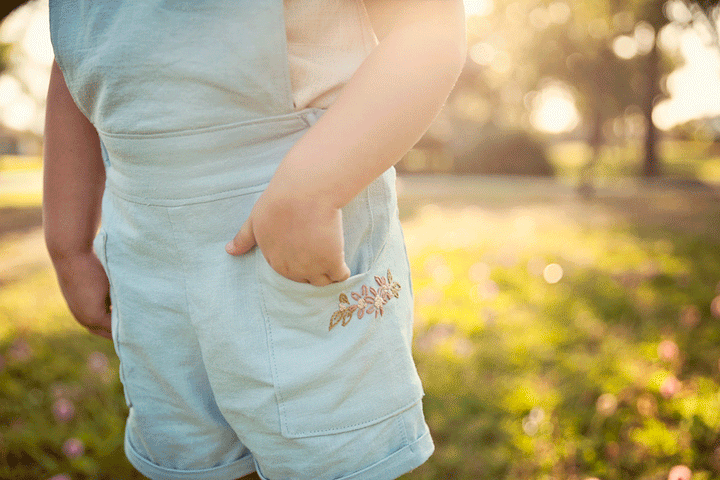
692, 0, 719, 15
455, 0, 720, 186
638, 0, 667, 177
0, 1, 25, 23
533, 0, 645, 186
686, 0, 719, 43
0, 1, 26, 74
530, 0, 673, 180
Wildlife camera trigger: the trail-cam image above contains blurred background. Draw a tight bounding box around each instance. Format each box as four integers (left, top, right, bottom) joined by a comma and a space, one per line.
1, 0, 720, 479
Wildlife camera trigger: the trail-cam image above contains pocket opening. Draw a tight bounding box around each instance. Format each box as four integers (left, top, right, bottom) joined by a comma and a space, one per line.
254, 227, 390, 299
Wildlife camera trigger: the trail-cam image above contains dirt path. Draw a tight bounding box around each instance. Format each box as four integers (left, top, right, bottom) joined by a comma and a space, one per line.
397, 174, 720, 244
0, 227, 52, 286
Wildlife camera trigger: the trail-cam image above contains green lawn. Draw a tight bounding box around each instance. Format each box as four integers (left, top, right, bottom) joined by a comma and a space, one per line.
548, 139, 720, 183
398, 199, 720, 480
2, 164, 720, 479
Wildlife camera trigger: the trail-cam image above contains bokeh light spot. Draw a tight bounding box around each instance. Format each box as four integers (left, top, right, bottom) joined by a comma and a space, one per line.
679, 305, 700, 328
711, 295, 720, 318
543, 263, 563, 284
613, 35, 639, 59
464, 0, 494, 17
468, 262, 491, 283
657, 339, 679, 362
62, 438, 84, 459
596, 393, 618, 416
667, 465, 692, 480
52, 398, 75, 423
529, 83, 580, 134
469, 42, 496, 66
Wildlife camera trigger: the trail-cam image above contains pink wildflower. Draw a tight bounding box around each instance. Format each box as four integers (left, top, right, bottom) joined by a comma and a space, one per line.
657, 339, 679, 362
62, 438, 84, 459
660, 375, 680, 399
668, 465, 691, 480
52, 398, 75, 422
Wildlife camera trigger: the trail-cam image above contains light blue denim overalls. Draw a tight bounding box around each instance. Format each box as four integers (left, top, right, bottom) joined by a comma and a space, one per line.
49, 1, 433, 479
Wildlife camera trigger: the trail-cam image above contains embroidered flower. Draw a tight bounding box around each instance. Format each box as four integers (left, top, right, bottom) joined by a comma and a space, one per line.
329, 269, 401, 330
366, 292, 386, 318
375, 270, 401, 301
352, 285, 370, 319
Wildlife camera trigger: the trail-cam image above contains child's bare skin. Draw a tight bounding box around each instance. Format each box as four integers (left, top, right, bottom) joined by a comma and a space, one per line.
226, 0, 467, 285
43, 60, 111, 339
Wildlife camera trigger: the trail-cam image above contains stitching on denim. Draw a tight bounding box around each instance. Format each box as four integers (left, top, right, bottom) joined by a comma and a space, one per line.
96, 110, 310, 138
256, 250, 289, 435
100, 199, 134, 408
105, 181, 268, 207
287, 398, 420, 437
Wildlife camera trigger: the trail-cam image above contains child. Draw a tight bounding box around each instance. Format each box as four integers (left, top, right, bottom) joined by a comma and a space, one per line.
43, 1, 466, 479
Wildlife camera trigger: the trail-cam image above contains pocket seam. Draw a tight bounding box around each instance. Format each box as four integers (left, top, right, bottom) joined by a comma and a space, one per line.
282, 398, 421, 438
95, 228, 133, 408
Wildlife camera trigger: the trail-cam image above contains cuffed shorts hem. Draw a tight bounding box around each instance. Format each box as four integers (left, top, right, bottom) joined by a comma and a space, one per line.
254, 431, 434, 480
124, 433, 257, 480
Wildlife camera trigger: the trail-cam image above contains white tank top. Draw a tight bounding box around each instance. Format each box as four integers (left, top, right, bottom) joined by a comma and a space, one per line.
284, 0, 379, 110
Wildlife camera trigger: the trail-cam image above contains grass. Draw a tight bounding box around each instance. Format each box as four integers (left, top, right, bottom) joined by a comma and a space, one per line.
2, 155, 720, 479
547, 139, 720, 183
397, 201, 720, 479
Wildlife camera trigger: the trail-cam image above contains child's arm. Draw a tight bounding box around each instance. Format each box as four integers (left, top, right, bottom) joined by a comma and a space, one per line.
43, 60, 112, 339
227, 0, 466, 286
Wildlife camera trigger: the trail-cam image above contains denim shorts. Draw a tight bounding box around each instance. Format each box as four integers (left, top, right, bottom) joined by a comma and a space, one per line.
92, 109, 433, 480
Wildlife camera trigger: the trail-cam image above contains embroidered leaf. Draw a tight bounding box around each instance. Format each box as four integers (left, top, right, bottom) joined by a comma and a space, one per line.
387, 269, 393, 283
339, 293, 349, 305
329, 310, 344, 331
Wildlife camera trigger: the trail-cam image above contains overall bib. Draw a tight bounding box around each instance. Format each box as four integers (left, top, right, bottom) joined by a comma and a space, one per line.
49, 1, 433, 479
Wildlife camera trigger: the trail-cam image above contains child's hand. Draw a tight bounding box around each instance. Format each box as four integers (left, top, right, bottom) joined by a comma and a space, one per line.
225, 187, 351, 287
53, 253, 112, 339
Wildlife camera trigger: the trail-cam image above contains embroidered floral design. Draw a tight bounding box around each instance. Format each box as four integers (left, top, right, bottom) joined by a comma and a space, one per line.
329, 269, 401, 331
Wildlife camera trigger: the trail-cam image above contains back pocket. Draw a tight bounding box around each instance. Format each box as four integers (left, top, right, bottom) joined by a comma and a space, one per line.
256, 215, 424, 439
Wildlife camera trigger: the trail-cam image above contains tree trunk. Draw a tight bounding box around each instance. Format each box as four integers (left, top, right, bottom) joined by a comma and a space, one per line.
642, 41, 661, 177
578, 107, 603, 190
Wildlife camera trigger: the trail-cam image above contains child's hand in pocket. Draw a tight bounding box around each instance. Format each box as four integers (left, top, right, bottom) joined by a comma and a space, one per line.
225, 185, 351, 287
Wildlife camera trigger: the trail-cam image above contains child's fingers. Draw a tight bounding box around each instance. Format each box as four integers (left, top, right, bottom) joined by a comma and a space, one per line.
308, 262, 350, 287
328, 261, 351, 283
84, 312, 113, 340
226, 217, 256, 256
